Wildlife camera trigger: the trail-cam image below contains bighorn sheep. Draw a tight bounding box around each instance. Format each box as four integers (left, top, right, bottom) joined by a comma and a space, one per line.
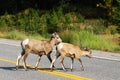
16, 32, 62, 71
50, 42, 92, 71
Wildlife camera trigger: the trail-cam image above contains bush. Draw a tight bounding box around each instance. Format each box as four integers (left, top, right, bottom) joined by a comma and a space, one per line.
0, 8, 84, 34
46, 8, 84, 33
112, 0, 120, 27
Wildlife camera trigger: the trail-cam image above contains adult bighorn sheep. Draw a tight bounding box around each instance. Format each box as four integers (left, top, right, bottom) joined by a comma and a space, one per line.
50, 42, 92, 71
16, 32, 62, 71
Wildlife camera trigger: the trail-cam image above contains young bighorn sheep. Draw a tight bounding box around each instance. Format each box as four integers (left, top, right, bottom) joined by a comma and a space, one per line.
50, 42, 92, 71
16, 32, 62, 71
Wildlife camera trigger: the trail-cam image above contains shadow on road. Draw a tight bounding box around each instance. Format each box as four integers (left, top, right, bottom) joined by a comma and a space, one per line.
0, 66, 72, 72
0, 66, 35, 71
36, 67, 70, 71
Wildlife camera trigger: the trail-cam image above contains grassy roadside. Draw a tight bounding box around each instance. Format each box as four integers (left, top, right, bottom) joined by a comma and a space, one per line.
60, 30, 120, 53
0, 30, 119, 53
0, 31, 45, 40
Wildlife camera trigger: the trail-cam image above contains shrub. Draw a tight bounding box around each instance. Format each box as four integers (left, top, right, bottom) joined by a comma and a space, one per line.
112, 0, 120, 26
44, 8, 84, 33
0, 8, 84, 34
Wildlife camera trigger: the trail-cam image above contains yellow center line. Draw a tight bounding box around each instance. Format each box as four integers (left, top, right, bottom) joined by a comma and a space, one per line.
0, 57, 92, 80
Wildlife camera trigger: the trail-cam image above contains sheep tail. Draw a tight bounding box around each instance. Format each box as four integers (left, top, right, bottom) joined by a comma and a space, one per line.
21, 41, 25, 56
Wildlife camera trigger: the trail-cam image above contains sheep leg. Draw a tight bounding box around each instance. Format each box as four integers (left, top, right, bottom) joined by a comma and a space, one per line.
50, 53, 60, 71
16, 50, 25, 70
50, 56, 57, 71
22, 52, 29, 71
47, 53, 55, 68
60, 57, 66, 72
16, 54, 22, 70
78, 58, 84, 71
70, 58, 74, 71
35, 55, 42, 70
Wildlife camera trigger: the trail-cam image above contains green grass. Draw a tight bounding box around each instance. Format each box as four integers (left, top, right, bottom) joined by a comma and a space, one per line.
0, 31, 45, 40
0, 30, 119, 52
60, 30, 120, 52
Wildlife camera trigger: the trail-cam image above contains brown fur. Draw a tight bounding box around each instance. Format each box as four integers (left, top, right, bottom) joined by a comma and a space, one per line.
16, 32, 62, 71
50, 42, 92, 71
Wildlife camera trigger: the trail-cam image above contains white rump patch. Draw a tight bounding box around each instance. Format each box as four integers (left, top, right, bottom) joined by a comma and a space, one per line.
22, 38, 29, 48
57, 43, 63, 50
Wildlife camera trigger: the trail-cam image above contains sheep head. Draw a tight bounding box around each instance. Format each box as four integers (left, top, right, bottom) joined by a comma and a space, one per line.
83, 48, 92, 58
51, 32, 62, 45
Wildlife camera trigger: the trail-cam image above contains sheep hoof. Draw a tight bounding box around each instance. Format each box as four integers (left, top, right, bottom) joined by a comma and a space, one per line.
81, 68, 84, 71
71, 69, 73, 72
25, 69, 28, 71
53, 67, 56, 70
50, 69, 53, 72
53, 65, 55, 68
35, 68, 37, 70
16, 66, 18, 70
63, 69, 67, 72
35, 67, 38, 70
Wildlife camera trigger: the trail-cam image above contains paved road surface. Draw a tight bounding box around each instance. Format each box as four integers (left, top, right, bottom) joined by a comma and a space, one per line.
0, 38, 120, 80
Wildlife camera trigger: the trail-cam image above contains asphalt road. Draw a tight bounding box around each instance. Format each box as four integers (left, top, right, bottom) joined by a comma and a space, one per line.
0, 38, 120, 80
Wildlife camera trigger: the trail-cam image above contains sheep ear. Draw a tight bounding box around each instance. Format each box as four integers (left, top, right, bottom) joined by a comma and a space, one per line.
51, 32, 57, 38
84, 47, 90, 51
53, 32, 57, 35
52, 32, 57, 36
83, 48, 87, 50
